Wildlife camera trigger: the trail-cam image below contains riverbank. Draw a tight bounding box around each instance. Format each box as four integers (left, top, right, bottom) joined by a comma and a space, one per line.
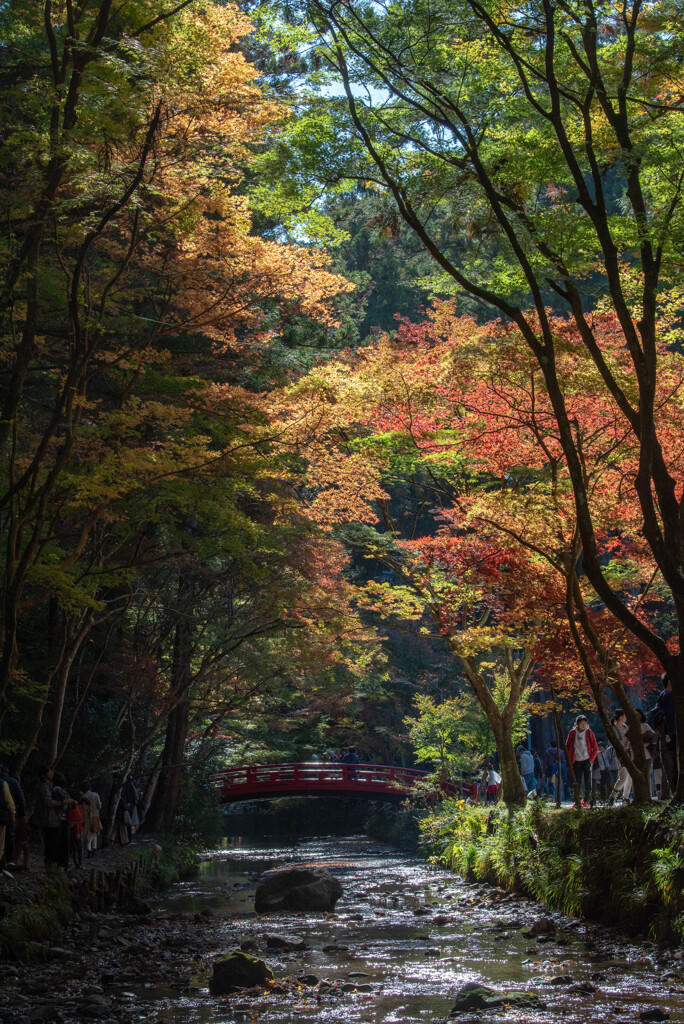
0, 837, 197, 960
419, 800, 684, 944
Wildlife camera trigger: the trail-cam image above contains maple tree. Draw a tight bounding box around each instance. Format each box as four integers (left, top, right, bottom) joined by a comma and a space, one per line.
280, 346, 537, 804
0, 0, 368, 830
279, 300, 682, 803
386, 302, 674, 803
268, 0, 684, 798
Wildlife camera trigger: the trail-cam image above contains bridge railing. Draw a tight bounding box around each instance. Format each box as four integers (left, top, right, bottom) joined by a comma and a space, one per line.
213, 761, 455, 795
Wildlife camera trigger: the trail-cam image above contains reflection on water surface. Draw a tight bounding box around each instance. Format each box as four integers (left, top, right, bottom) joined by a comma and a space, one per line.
147, 834, 684, 1024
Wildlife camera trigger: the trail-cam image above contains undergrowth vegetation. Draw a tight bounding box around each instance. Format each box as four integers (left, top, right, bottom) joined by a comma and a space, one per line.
0, 872, 73, 959
420, 801, 684, 943
0, 841, 197, 959
146, 840, 200, 890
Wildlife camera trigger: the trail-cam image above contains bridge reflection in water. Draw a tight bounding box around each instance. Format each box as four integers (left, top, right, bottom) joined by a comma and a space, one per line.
214, 762, 458, 803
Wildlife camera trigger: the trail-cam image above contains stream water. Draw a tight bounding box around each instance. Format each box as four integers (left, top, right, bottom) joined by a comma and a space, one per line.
141, 834, 684, 1024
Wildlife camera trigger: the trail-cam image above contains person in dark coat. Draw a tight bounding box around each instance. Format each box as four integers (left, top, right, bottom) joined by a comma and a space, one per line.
341, 746, 360, 779
32, 767, 63, 867
51, 772, 71, 869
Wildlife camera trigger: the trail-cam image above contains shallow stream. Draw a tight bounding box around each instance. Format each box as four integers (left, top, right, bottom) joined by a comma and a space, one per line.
140, 834, 684, 1024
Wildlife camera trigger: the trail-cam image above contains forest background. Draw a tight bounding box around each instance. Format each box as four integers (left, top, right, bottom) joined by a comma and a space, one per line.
2, 0, 683, 837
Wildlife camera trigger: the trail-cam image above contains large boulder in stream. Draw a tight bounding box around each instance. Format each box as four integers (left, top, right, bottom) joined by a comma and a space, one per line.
255, 866, 342, 913
450, 982, 545, 1014
209, 952, 274, 994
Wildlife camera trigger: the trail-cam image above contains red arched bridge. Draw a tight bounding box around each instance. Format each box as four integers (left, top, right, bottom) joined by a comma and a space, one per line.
214, 762, 458, 803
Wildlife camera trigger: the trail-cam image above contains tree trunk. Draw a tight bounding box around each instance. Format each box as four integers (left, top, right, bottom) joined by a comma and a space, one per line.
145, 699, 189, 832
672, 660, 684, 803
550, 692, 564, 809
145, 567, 194, 832
47, 611, 93, 764
139, 753, 163, 826
493, 724, 527, 807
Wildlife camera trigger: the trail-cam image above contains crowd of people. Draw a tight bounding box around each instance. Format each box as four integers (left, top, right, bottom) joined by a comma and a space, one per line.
0, 676, 679, 872
0, 766, 142, 875
504, 673, 679, 806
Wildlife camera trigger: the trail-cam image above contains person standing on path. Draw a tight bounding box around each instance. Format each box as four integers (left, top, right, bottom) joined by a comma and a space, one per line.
636, 709, 656, 798
81, 781, 102, 858
595, 742, 613, 801
542, 744, 566, 797
52, 773, 71, 870
341, 746, 360, 780
32, 767, 63, 866
67, 799, 85, 868
609, 711, 633, 805
519, 748, 536, 794
603, 741, 619, 789
485, 764, 501, 804
565, 715, 599, 806
122, 777, 140, 844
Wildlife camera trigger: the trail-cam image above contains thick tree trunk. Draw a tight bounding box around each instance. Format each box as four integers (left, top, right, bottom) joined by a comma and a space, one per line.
145, 699, 189, 833
492, 725, 527, 807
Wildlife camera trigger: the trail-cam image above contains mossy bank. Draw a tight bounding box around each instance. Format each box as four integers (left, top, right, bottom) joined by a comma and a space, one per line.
419, 801, 684, 944
0, 839, 197, 959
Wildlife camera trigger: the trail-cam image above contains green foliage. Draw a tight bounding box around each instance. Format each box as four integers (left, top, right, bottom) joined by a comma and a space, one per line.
405, 693, 493, 776
421, 802, 684, 943
145, 840, 199, 890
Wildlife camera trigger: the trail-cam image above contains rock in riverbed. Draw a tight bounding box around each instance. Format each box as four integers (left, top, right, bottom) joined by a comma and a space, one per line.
450, 982, 546, 1014
528, 917, 556, 935
255, 866, 342, 912
209, 952, 274, 994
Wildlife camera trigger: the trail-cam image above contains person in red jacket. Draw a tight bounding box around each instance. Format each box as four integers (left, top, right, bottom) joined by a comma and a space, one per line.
565, 714, 599, 807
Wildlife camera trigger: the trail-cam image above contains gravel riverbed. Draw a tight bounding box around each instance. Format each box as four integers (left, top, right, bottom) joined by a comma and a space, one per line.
1, 835, 683, 1024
